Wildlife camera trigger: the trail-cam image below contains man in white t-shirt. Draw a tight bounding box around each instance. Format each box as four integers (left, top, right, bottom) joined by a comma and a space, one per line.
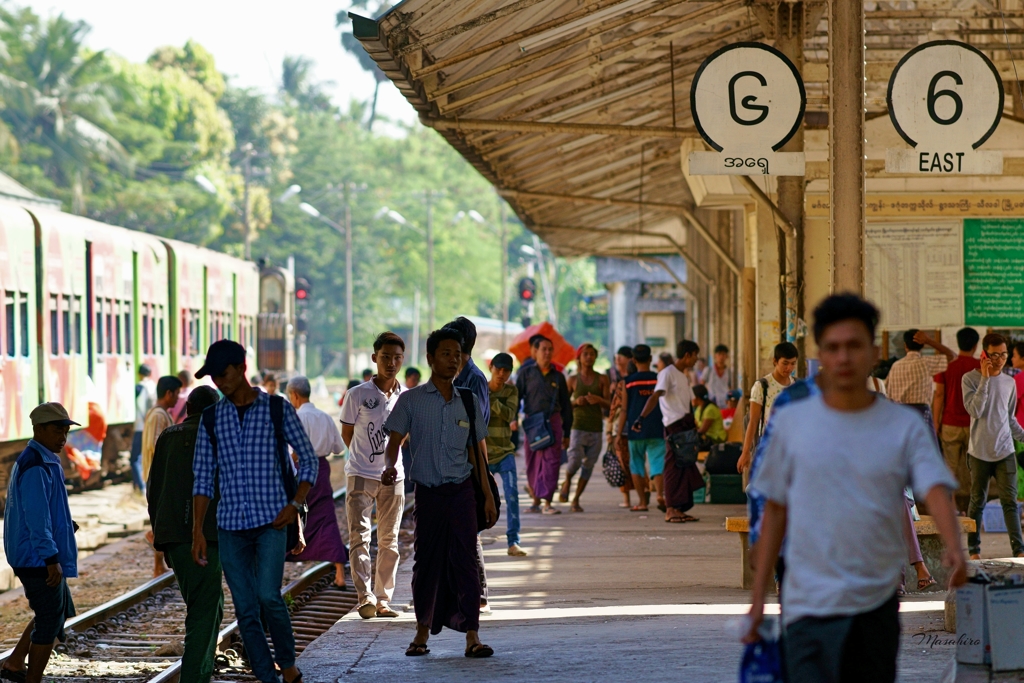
737, 342, 799, 475
744, 294, 965, 682
633, 339, 704, 523
339, 331, 407, 619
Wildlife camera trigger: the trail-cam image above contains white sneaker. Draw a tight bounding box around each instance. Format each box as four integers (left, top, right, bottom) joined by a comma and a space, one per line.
507, 544, 528, 556
480, 602, 492, 614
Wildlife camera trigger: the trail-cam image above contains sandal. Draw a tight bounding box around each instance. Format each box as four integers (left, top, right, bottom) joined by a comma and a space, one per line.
542, 506, 561, 515
406, 642, 430, 656
630, 505, 649, 512
917, 576, 937, 592
666, 513, 700, 523
0, 667, 28, 683
525, 505, 542, 514
465, 643, 494, 658
570, 503, 584, 513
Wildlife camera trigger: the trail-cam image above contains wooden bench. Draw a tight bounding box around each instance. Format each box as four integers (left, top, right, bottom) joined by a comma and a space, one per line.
725, 515, 977, 590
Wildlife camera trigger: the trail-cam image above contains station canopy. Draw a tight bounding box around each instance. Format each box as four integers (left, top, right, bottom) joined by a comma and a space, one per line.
352, 0, 1024, 258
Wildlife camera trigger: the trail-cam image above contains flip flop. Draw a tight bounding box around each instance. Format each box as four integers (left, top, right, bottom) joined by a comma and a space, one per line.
917, 576, 937, 592
570, 503, 584, 513
406, 642, 430, 656
465, 643, 494, 658
630, 505, 649, 512
0, 667, 28, 683
666, 514, 700, 523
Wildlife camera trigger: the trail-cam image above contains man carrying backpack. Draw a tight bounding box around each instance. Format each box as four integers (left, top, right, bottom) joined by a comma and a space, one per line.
191, 340, 318, 683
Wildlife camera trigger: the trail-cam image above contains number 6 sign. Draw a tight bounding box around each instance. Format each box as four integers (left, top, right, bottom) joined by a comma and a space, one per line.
886, 40, 1004, 174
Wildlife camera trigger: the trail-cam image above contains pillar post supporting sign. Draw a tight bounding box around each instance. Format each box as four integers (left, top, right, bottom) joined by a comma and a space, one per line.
688, 42, 806, 176
886, 41, 1004, 175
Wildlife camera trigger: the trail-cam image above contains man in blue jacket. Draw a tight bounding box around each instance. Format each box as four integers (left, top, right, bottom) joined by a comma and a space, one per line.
2, 402, 80, 683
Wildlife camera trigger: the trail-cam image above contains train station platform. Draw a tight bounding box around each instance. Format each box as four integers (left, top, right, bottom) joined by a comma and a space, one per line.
297, 459, 994, 683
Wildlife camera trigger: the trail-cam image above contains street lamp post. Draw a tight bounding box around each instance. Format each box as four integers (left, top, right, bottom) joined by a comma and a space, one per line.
298, 201, 356, 378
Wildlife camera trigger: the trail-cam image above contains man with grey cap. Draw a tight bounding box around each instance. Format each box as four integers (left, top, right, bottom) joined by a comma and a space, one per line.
285, 375, 348, 587
190, 340, 317, 683
2, 403, 80, 683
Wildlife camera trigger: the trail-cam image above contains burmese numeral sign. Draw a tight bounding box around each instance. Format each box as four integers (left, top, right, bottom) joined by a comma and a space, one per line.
688, 42, 806, 176
886, 41, 1004, 175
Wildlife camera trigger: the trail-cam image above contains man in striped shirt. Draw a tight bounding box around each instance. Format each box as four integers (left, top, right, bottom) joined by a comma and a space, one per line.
886, 330, 955, 424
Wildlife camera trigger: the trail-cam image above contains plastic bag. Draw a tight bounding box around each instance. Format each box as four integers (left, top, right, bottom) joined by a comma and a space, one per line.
739, 639, 783, 683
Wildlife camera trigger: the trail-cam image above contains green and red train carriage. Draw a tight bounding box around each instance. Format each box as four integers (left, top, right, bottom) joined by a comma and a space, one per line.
0, 199, 295, 501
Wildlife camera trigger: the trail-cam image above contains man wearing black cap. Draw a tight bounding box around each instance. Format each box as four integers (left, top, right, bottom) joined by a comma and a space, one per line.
2, 403, 80, 683
487, 352, 527, 557
190, 340, 318, 683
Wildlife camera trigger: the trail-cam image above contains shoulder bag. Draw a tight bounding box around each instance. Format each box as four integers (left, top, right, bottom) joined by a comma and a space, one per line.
522, 366, 558, 451
458, 388, 502, 531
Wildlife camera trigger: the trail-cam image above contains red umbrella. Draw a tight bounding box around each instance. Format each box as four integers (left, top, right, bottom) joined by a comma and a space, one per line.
509, 321, 576, 368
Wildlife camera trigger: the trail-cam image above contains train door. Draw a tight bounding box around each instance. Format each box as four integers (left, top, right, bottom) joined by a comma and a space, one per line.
642, 313, 677, 358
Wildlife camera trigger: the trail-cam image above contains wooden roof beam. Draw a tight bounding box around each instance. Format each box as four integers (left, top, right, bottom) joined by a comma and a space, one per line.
423, 117, 697, 138
436, 3, 746, 113
535, 223, 714, 284
504, 189, 740, 275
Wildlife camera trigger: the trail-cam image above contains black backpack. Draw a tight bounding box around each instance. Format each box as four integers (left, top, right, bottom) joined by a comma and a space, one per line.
202, 395, 307, 551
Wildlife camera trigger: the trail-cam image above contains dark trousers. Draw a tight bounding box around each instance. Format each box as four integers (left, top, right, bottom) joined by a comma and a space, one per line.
784, 594, 900, 683
165, 542, 223, 683
412, 478, 481, 634
967, 454, 1023, 556
129, 431, 145, 492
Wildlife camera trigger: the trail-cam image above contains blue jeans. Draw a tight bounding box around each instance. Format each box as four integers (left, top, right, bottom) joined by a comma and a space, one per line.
130, 431, 145, 493
489, 453, 521, 547
218, 526, 295, 682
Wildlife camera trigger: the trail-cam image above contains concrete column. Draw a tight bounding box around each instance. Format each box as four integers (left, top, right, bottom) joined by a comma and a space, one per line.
775, 3, 805, 358
756, 203, 780, 377
829, 0, 865, 293
743, 205, 758, 391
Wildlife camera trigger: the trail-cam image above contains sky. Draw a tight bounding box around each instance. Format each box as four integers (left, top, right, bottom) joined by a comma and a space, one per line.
21, 0, 418, 126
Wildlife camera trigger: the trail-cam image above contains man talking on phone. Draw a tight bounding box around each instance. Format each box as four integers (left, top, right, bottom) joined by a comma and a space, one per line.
962, 333, 1024, 559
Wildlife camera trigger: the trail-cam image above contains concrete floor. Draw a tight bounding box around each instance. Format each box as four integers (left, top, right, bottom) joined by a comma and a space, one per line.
298, 453, 1012, 682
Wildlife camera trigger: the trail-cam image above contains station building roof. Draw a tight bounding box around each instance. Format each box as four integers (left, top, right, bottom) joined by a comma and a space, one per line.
352, 1, 1024, 261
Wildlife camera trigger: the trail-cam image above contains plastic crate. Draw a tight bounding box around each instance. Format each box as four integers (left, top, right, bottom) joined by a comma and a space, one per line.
709, 473, 747, 504
982, 500, 1024, 533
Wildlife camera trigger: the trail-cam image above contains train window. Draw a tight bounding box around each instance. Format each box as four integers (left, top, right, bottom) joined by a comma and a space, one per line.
113, 299, 122, 355
50, 294, 59, 356
5, 291, 13, 358
106, 299, 113, 356
158, 307, 164, 355
73, 296, 82, 354
19, 294, 28, 357
61, 297, 71, 355
181, 310, 187, 356
96, 301, 104, 355
142, 308, 150, 355
124, 301, 132, 355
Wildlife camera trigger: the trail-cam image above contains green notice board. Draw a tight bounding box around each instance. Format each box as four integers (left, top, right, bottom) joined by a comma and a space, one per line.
963, 218, 1024, 326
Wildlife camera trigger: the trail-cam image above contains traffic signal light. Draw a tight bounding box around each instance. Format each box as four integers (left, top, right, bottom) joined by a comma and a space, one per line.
518, 277, 536, 302
295, 277, 312, 302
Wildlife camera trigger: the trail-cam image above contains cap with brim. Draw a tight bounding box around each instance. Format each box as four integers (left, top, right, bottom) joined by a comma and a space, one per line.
195, 339, 247, 379
30, 402, 80, 427
491, 352, 514, 370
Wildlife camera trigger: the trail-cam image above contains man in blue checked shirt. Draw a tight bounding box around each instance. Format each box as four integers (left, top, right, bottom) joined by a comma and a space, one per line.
191, 340, 317, 683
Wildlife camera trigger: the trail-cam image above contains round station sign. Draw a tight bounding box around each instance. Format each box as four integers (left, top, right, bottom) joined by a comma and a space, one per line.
887, 40, 1003, 150
689, 42, 806, 153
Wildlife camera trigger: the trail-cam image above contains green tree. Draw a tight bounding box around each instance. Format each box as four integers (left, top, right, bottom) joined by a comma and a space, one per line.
0, 9, 129, 211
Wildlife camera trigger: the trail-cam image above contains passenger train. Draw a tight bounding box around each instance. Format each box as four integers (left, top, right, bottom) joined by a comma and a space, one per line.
0, 198, 298, 502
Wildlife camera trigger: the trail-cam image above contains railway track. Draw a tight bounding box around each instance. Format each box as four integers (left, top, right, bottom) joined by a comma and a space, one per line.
0, 486, 414, 682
